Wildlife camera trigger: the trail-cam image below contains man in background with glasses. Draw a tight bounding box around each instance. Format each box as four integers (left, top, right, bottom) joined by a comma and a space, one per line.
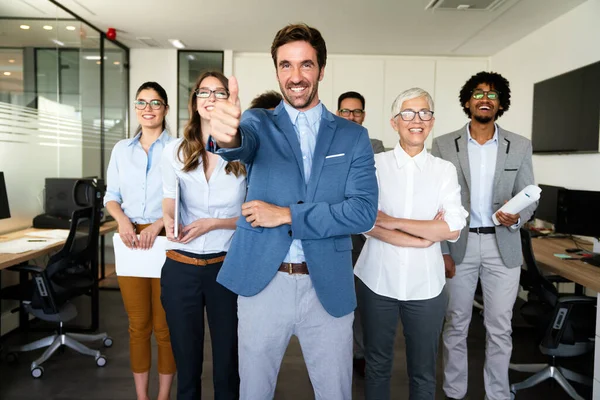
432, 72, 537, 400
336, 90, 384, 378
337, 91, 385, 153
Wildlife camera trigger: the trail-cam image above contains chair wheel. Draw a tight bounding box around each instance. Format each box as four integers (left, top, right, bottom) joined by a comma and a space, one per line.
31, 366, 44, 379
6, 352, 18, 364
96, 355, 107, 367
103, 337, 113, 348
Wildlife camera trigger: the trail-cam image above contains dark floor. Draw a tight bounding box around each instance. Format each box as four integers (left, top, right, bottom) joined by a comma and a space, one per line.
0, 290, 593, 400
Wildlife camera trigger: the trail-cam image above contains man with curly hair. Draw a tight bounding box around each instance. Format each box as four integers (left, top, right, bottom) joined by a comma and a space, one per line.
431, 71, 537, 400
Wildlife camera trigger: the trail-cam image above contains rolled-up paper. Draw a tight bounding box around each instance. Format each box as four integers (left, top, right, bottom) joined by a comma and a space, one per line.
492, 185, 542, 226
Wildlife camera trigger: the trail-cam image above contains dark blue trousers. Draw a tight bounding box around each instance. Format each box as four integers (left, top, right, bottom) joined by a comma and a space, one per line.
161, 250, 239, 400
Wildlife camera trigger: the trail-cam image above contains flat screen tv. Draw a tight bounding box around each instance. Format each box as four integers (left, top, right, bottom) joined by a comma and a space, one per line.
531, 60, 600, 154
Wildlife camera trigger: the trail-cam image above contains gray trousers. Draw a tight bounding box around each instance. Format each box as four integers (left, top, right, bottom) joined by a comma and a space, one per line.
442, 232, 521, 400
238, 272, 354, 400
357, 278, 448, 400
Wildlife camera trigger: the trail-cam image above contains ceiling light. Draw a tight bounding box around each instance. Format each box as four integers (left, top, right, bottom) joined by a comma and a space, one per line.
8, 59, 15, 63
187, 54, 196, 61
20, 25, 30, 30
3, 72, 11, 76
168, 39, 186, 49
96, 61, 101, 65
113, 61, 120, 65
84, 55, 106, 60
66, 25, 76, 31
43, 25, 53, 30
52, 39, 65, 46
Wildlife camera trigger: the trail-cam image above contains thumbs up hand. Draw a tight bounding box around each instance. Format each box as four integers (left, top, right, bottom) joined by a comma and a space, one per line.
209, 76, 241, 148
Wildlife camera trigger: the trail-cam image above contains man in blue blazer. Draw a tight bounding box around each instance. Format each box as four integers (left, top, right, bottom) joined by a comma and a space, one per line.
208, 23, 378, 400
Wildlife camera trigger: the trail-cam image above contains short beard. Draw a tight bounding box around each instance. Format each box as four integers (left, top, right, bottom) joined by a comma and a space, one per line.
280, 82, 319, 111
473, 114, 494, 124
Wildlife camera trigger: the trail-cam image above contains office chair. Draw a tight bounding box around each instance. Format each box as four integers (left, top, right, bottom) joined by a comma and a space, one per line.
2, 205, 112, 378
509, 229, 596, 400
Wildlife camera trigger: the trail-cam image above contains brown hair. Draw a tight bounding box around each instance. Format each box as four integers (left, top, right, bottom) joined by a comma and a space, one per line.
178, 71, 246, 177
270, 23, 327, 71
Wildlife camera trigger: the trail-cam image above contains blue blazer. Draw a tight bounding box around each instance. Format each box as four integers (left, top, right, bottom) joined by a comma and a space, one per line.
211, 103, 378, 317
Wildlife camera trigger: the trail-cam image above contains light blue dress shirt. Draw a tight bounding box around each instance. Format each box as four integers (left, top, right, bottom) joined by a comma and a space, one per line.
282, 101, 322, 263
467, 124, 498, 228
104, 130, 173, 224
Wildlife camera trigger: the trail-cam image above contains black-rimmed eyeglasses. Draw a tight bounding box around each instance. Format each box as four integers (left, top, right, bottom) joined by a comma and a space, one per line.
394, 110, 434, 121
195, 88, 229, 99
472, 89, 500, 100
339, 109, 365, 118
134, 100, 165, 110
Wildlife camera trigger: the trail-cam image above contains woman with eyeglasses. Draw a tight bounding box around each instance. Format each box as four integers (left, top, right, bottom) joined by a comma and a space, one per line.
354, 88, 468, 399
104, 81, 176, 400
160, 71, 246, 400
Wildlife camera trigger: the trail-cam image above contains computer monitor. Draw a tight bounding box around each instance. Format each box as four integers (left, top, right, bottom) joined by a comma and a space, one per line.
535, 184, 565, 225
556, 188, 600, 238
0, 172, 10, 220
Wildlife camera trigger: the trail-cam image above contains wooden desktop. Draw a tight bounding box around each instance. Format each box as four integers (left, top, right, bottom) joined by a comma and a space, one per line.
0, 220, 117, 335
531, 236, 599, 292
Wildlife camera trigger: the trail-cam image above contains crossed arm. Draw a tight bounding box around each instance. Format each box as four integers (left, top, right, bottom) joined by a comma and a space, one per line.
366, 210, 458, 248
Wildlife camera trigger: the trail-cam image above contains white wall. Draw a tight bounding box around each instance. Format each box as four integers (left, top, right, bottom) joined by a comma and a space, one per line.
128, 49, 178, 137
490, 0, 600, 191
234, 53, 488, 149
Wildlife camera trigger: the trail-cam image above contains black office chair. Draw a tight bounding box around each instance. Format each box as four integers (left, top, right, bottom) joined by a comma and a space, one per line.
2, 205, 112, 378
509, 229, 596, 400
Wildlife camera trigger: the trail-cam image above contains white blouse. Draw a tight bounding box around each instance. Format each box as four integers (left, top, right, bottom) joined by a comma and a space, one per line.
355, 143, 468, 301
161, 139, 247, 254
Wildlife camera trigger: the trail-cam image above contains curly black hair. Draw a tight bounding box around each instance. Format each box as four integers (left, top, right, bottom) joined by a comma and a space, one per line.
459, 71, 511, 120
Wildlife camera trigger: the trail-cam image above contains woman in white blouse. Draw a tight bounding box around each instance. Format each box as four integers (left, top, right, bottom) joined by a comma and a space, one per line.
160, 71, 246, 400
354, 88, 468, 400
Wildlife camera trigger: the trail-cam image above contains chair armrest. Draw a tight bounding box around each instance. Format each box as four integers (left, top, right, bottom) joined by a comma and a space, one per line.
7, 264, 44, 274
557, 296, 597, 305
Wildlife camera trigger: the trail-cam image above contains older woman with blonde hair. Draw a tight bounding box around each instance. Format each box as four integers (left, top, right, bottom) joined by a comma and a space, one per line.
355, 88, 468, 400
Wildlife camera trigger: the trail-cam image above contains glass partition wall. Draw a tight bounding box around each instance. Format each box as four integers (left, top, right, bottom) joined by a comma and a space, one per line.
0, 9, 129, 232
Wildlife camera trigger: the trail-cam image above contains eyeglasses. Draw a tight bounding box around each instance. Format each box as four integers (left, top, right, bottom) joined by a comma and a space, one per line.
394, 110, 434, 121
339, 109, 365, 118
134, 100, 165, 110
472, 89, 500, 100
195, 88, 229, 99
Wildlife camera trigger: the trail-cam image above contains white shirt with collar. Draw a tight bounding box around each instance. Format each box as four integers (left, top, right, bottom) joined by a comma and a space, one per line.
161, 138, 247, 254
354, 143, 468, 301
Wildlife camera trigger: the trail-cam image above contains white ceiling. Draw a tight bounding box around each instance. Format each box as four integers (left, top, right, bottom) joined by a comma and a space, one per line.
0, 0, 589, 56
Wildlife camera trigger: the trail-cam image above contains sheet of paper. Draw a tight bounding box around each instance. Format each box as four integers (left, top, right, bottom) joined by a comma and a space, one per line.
113, 234, 167, 278
0, 237, 63, 254
25, 230, 70, 240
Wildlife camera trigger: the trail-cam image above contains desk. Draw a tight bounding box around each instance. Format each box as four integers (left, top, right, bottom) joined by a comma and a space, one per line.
0, 220, 117, 334
531, 236, 600, 398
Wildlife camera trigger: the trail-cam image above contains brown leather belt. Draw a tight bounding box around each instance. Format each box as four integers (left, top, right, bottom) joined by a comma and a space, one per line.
278, 262, 309, 275
166, 250, 225, 266
134, 222, 166, 236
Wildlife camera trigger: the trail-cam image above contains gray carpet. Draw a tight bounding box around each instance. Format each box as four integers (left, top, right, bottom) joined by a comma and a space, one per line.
0, 290, 593, 399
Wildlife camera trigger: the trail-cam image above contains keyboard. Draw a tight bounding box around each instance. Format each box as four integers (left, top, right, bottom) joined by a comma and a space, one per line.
582, 255, 600, 268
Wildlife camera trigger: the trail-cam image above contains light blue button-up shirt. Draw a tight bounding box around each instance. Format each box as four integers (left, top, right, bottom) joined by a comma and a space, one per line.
104, 130, 173, 224
467, 124, 498, 228
282, 101, 322, 263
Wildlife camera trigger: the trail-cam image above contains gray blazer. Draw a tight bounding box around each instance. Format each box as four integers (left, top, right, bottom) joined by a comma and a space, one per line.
370, 138, 385, 154
431, 124, 536, 268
